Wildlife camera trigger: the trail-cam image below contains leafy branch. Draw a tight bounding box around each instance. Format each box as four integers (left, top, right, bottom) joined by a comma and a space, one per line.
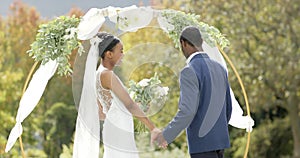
161, 9, 230, 49
27, 15, 84, 76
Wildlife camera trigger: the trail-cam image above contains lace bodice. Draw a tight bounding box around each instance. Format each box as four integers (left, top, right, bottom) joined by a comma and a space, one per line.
96, 65, 112, 114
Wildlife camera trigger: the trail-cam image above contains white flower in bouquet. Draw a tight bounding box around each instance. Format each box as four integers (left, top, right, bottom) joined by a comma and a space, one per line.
128, 73, 169, 114
129, 91, 135, 99
138, 79, 150, 87
157, 86, 169, 97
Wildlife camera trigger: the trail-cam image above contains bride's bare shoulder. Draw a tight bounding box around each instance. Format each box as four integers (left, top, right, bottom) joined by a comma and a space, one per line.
100, 69, 113, 77
99, 70, 114, 89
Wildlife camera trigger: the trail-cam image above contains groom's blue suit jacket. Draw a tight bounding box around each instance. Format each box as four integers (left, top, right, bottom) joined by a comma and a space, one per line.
163, 53, 232, 154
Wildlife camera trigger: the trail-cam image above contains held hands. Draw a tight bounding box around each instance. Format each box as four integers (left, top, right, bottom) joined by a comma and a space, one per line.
150, 128, 168, 149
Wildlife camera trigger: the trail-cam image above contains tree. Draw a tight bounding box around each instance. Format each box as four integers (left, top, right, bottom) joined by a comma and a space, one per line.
0, 1, 44, 156
183, 0, 300, 157
0, 1, 39, 113
231, 117, 293, 158
41, 102, 76, 157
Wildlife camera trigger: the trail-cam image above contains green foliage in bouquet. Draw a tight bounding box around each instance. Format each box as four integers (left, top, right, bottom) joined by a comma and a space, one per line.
161, 9, 230, 49
128, 73, 169, 113
27, 15, 84, 76
129, 73, 169, 132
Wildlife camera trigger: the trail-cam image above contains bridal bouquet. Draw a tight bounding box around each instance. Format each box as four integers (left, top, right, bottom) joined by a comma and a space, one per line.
128, 73, 169, 114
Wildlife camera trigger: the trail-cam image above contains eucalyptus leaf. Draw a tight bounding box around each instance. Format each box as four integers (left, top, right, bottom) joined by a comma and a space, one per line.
27, 15, 84, 76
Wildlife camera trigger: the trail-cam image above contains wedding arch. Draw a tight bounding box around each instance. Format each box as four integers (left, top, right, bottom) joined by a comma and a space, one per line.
5, 6, 252, 158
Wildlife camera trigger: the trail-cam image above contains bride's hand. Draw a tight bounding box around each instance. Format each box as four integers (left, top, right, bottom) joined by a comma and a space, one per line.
150, 128, 161, 145
97, 100, 106, 120
151, 128, 168, 149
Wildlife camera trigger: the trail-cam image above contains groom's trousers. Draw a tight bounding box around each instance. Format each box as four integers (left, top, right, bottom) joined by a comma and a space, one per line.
190, 149, 224, 158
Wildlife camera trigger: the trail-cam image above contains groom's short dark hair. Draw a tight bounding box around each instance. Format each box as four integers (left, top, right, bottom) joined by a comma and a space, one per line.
180, 26, 203, 48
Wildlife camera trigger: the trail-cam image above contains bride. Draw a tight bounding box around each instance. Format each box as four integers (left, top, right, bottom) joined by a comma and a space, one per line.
95, 32, 157, 157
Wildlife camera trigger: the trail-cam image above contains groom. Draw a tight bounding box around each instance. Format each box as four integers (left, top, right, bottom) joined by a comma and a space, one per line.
151, 26, 232, 158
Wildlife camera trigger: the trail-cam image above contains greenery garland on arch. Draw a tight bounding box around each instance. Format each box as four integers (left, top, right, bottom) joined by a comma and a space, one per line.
160, 9, 230, 49
27, 15, 84, 76
26, 9, 230, 76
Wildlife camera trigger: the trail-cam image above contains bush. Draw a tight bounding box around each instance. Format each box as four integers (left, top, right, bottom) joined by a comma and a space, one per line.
229, 117, 293, 158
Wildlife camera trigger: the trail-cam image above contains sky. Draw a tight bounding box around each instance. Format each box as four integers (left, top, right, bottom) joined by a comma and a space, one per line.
0, 0, 151, 18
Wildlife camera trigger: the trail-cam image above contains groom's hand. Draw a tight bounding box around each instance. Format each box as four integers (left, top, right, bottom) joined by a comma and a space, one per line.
151, 128, 168, 149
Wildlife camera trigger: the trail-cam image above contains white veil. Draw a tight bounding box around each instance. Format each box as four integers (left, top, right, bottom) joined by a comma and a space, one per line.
72, 37, 101, 158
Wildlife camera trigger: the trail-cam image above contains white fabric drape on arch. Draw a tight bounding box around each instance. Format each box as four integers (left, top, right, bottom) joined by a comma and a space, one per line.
5, 60, 58, 152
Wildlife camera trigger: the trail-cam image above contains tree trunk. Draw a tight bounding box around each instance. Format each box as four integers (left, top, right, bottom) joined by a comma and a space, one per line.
288, 94, 300, 158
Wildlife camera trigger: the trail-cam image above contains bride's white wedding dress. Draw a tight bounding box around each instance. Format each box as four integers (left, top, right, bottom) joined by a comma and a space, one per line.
96, 64, 139, 158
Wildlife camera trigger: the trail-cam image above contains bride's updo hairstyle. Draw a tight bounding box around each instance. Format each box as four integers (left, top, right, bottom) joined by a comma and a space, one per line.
96, 32, 120, 59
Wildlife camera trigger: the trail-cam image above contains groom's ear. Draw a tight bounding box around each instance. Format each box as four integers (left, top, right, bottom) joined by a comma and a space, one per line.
181, 40, 187, 48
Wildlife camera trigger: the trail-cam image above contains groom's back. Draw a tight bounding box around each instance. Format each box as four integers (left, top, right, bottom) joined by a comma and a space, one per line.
187, 53, 232, 154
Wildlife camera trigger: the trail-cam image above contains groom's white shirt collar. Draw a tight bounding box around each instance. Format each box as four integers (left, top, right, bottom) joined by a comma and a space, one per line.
186, 51, 205, 64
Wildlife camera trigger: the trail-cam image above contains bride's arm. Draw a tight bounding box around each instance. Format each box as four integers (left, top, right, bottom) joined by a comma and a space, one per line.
101, 70, 155, 131
97, 100, 106, 121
